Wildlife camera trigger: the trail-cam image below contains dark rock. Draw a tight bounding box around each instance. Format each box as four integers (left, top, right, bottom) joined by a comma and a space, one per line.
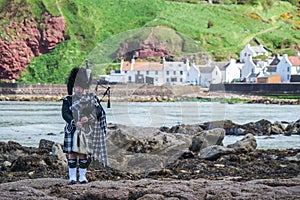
227, 133, 257, 153
241, 119, 272, 136
39, 139, 54, 151
199, 145, 234, 161
189, 128, 225, 153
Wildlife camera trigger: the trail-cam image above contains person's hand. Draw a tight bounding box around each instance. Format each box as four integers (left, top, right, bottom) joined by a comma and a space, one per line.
76, 117, 88, 128
76, 121, 83, 128
81, 116, 88, 123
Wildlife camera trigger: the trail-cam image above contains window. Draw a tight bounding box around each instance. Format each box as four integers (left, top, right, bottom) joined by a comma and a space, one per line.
137, 71, 140, 75
180, 71, 183, 75
166, 78, 169, 82
173, 71, 176, 75
171, 78, 177, 82
166, 71, 169, 75
128, 76, 132, 81
155, 71, 158, 75
180, 78, 183, 82
146, 71, 149, 75
124, 71, 127, 74
287, 67, 290, 72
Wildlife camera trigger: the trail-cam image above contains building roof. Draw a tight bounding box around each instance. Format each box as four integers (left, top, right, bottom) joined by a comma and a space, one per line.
121, 61, 131, 71
121, 61, 163, 71
269, 55, 281, 66
251, 45, 267, 54
209, 62, 229, 71
288, 56, 300, 66
198, 66, 214, 73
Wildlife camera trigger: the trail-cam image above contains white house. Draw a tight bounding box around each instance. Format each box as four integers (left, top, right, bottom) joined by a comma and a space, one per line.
241, 56, 263, 82
114, 58, 191, 85
276, 53, 300, 82
276, 54, 292, 82
163, 58, 190, 85
240, 44, 268, 63
199, 66, 214, 87
211, 65, 223, 84
224, 59, 242, 83
266, 54, 281, 75
186, 63, 200, 85
197, 59, 241, 87
120, 59, 165, 85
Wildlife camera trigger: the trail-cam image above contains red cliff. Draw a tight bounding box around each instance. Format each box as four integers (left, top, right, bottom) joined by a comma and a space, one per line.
0, 12, 66, 80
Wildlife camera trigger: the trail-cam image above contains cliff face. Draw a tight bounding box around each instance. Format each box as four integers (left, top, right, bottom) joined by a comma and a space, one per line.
0, 12, 66, 80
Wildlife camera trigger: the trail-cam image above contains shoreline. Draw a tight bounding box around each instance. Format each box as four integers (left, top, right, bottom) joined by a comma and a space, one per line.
1, 93, 300, 105
1, 83, 300, 104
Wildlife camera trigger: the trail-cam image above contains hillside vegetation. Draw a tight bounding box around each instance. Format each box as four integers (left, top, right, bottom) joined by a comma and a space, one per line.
0, 0, 299, 84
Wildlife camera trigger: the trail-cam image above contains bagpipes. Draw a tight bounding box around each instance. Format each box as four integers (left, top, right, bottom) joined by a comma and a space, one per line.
85, 59, 111, 109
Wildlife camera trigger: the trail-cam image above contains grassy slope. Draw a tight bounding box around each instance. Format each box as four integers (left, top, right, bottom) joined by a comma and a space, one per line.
157, 1, 299, 59
0, 0, 299, 83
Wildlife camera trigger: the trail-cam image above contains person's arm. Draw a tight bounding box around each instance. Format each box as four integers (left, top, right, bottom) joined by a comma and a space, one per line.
62, 97, 73, 124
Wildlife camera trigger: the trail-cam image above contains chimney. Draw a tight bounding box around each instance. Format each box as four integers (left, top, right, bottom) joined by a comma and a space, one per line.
120, 59, 124, 73
131, 57, 135, 71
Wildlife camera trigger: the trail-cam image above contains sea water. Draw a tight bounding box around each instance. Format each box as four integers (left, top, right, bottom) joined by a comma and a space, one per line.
0, 101, 299, 148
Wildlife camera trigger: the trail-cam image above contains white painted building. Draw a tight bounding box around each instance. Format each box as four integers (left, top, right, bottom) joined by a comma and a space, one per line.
211, 65, 223, 84
241, 56, 261, 82
186, 63, 200, 85
114, 58, 191, 86
163, 58, 190, 85
240, 44, 268, 63
120, 59, 165, 85
223, 59, 242, 83
199, 66, 214, 87
276, 54, 292, 82
276, 54, 300, 82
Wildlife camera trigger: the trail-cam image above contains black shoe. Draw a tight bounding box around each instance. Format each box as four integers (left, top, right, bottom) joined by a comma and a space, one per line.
80, 180, 88, 184
68, 180, 76, 185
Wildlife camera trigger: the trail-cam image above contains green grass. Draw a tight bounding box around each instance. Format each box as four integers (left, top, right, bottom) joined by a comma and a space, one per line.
180, 97, 253, 103
266, 95, 300, 99
0, 0, 299, 83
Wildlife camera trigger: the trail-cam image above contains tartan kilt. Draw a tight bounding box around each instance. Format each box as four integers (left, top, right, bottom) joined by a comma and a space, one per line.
63, 123, 75, 153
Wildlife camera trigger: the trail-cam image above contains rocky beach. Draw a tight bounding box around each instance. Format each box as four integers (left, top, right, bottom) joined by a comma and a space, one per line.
1, 85, 300, 199
1, 122, 300, 199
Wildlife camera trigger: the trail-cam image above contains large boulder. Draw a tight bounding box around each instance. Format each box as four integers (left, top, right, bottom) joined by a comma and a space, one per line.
189, 128, 225, 153
227, 133, 257, 153
200, 120, 242, 135
285, 119, 300, 135
106, 124, 193, 173
199, 145, 234, 160
198, 133, 257, 161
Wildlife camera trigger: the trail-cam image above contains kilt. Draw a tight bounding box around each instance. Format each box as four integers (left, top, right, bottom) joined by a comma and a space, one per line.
63, 122, 75, 153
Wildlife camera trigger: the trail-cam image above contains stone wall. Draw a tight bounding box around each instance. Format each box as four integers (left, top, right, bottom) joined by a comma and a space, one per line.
0, 83, 204, 97
209, 83, 300, 95
0, 83, 66, 96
